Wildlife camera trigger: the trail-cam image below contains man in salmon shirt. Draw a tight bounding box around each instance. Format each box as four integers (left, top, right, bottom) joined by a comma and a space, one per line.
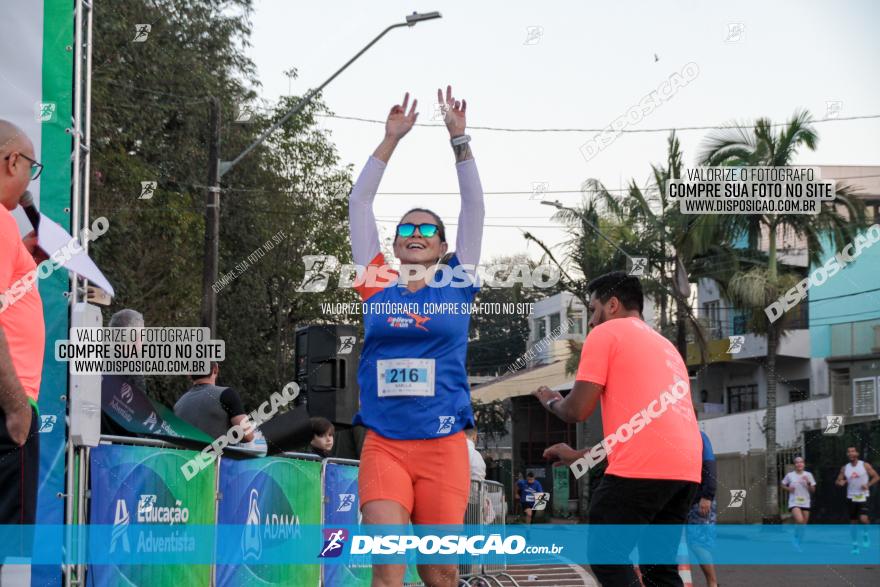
0, 119, 46, 527
535, 271, 701, 586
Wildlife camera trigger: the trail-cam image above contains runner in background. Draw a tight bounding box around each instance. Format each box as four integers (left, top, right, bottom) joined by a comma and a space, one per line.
835, 446, 879, 554
349, 86, 484, 587
465, 427, 486, 481
781, 456, 815, 549
513, 472, 524, 516
687, 430, 718, 587
516, 472, 543, 524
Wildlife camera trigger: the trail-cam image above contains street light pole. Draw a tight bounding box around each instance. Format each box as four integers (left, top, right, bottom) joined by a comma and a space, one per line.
200, 11, 442, 333
218, 12, 441, 177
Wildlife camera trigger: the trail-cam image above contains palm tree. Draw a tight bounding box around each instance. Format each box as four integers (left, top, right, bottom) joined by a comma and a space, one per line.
528, 135, 738, 519
699, 110, 866, 521
583, 132, 737, 360
523, 198, 628, 310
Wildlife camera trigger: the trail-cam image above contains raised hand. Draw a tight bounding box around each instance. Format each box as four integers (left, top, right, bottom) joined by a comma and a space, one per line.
542, 443, 581, 466
438, 85, 466, 137
533, 385, 563, 409
385, 92, 418, 141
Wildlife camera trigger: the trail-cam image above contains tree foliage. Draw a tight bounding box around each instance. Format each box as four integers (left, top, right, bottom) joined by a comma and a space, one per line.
699, 110, 867, 519
467, 254, 546, 376
471, 399, 511, 443
90, 0, 355, 408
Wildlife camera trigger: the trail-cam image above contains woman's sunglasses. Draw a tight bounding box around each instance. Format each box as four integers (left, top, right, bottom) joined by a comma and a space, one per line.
396, 223, 440, 239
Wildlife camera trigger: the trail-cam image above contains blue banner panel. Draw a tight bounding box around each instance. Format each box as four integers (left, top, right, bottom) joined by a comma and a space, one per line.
216, 454, 322, 587
87, 444, 216, 586
322, 462, 370, 587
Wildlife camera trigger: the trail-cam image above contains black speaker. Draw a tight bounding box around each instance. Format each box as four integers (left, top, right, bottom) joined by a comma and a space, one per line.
294, 324, 360, 426
332, 424, 367, 460
259, 405, 313, 456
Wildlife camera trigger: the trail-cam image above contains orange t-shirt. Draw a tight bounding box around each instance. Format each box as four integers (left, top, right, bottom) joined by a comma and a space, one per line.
575, 317, 700, 482
0, 206, 45, 401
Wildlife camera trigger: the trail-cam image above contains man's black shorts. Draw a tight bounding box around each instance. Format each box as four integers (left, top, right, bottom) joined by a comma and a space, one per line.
848, 499, 869, 520
0, 405, 40, 525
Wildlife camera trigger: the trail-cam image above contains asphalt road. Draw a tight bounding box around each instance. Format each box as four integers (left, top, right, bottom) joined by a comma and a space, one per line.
687, 564, 880, 586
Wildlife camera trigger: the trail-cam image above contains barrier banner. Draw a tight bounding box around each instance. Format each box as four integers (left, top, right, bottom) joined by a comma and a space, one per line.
320, 462, 420, 585
216, 455, 322, 587
323, 462, 369, 586
101, 374, 214, 443
87, 444, 216, 586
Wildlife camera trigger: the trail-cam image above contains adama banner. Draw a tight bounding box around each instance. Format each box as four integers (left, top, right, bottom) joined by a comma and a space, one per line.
215, 454, 322, 587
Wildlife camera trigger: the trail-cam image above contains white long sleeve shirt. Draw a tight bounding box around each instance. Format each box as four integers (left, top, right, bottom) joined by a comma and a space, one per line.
467, 437, 487, 481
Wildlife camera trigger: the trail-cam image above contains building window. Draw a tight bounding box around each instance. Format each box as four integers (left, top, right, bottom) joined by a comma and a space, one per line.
549, 312, 561, 335
830, 367, 850, 397
703, 300, 721, 337
535, 318, 546, 340
869, 201, 880, 225
728, 384, 758, 413
853, 377, 878, 416
569, 310, 584, 335
733, 313, 748, 335
788, 379, 810, 403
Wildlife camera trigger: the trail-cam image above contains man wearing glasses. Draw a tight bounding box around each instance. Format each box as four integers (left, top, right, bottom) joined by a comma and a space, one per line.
0, 119, 46, 538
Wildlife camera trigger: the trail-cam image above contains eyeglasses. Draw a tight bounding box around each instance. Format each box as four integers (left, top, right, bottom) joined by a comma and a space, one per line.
4, 153, 43, 180
396, 223, 440, 239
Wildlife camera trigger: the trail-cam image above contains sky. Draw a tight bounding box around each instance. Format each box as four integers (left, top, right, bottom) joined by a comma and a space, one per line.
245, 0, 880, 263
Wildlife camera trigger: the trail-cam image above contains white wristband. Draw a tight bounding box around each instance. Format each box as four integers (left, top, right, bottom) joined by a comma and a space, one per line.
450, 134, 471, 147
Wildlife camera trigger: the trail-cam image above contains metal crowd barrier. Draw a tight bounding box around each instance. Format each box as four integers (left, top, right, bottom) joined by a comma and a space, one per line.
460, 479, 483, 579
77, 437, 514, 586
480, 480, 508, 576
459, 480, 519, 587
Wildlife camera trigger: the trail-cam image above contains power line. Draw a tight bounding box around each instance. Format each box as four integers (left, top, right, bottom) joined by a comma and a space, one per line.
369, 176, 880, 193
93, 79, 212, 102
90, 171, 880, 201
316, 113, 880, 134
809, 309, 880, 323
216, 177, 880, 197
220, 185, 644, 195
809, 287, 880, 303
691, 287, 880, 311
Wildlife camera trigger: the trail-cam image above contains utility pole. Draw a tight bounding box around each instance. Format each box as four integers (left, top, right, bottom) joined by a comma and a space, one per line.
201, 96, 221, 334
